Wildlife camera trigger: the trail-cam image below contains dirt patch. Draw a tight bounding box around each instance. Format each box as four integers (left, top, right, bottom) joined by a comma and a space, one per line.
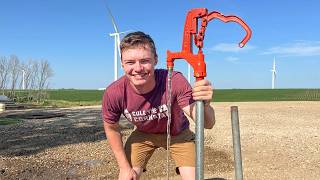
0, 102, 319, 179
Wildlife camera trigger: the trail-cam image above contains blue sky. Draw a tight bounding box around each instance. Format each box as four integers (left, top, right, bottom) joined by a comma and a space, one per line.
1, 0, 319, 89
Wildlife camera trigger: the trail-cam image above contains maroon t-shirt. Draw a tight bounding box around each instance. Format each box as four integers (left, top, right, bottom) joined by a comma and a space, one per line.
102, 69, 194, 136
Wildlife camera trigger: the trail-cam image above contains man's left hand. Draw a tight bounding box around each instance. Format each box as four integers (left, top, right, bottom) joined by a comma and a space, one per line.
192, 79, 213, 104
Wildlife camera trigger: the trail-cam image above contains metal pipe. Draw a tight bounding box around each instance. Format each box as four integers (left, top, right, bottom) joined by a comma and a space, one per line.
231, 106, 243, 180
166, 67, 173, 180
196, 100, 204, 180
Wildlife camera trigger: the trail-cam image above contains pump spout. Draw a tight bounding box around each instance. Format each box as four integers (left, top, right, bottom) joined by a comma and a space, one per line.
167, 50, 206, 80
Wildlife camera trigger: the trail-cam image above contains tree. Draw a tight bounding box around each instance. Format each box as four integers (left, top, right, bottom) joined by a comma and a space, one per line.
38, 59, 53, 91
30, 60, 39, 91
0, 56, 10, 95
8, 55, 20, 98
33, 59, 53, 102
0, 54, 54, 103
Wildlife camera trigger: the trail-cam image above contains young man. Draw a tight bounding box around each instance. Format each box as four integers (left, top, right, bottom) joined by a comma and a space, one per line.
102, 31, 215, 180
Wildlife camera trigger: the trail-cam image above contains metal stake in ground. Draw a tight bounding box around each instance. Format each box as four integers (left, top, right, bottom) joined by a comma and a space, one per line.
231, 106, 244, 180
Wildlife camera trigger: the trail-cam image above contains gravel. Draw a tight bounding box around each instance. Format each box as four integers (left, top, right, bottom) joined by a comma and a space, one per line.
0, 102, 319, 180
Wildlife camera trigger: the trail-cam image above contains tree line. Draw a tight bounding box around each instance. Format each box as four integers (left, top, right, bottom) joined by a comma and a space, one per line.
0, 55, 53, 103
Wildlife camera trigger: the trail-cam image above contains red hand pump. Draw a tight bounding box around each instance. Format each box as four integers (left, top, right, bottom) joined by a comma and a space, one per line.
166, 8, 252, 180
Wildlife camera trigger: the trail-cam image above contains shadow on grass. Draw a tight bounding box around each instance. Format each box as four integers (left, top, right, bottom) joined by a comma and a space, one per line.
0, 107, 131, 157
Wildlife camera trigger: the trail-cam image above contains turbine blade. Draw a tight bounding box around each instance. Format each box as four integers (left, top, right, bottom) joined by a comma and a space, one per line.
105, 2, 119, 33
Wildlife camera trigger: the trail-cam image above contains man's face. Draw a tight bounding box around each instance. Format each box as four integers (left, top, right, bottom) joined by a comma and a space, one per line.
121, 45, 157, 88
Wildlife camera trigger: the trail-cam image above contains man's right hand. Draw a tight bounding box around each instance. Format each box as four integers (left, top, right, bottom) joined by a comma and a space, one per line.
119, 167, 138, 180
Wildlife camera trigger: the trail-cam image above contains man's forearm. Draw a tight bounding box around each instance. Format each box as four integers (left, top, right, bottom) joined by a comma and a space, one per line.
185, 102, 215, 129
104, 123, 131, 169
204, 104, 215, 129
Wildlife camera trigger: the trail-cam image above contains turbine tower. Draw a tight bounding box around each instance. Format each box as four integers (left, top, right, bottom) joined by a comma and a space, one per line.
21, 68, 25, 90
271, 57, 277, 89
106, 5, 129, 81
18, 66, 26, 90
187, 64, 191, 83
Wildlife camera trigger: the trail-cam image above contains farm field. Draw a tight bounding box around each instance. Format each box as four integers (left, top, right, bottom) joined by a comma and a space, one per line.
47, 89, 320, 102
214, 88, 320, 102
10, 89, 320, 108
0, 101, 319, 179
7, 89, 320, 107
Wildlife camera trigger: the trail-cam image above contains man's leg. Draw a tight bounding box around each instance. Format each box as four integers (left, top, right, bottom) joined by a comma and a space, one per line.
170, 129, 196, 179
124, 130, 156, 178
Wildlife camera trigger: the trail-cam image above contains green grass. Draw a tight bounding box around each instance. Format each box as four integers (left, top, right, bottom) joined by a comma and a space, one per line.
44, 89, 104, 107
9, 89, 104, 107
5, 89, 320, 108
0, 118, 21, 125
47, 89, 104, 102
39, 89, 320, 104
45, 89, 320, 104
214, 89, 320, 102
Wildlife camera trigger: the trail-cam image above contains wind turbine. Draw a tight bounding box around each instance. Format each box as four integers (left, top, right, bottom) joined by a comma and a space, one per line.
271, 57, 277, 89
106, 5, 129, 81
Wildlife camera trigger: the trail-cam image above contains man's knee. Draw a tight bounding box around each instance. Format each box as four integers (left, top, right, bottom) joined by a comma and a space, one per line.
178, 166, 195, 180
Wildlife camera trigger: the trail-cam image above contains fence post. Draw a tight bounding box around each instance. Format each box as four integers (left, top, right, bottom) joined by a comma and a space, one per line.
231, 106, 244, 180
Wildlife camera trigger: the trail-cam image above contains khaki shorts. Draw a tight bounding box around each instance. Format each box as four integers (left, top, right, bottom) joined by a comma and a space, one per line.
124, 128, 195, 172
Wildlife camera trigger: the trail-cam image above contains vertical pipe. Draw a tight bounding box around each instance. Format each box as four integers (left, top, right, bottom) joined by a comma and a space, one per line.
166, 67, 173, 180
231, 106, 243, 180
196, 100, 204, 180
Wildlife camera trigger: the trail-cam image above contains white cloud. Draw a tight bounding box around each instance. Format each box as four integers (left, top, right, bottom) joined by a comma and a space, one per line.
209, 43, 255, 53
263, 41, 320, 56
